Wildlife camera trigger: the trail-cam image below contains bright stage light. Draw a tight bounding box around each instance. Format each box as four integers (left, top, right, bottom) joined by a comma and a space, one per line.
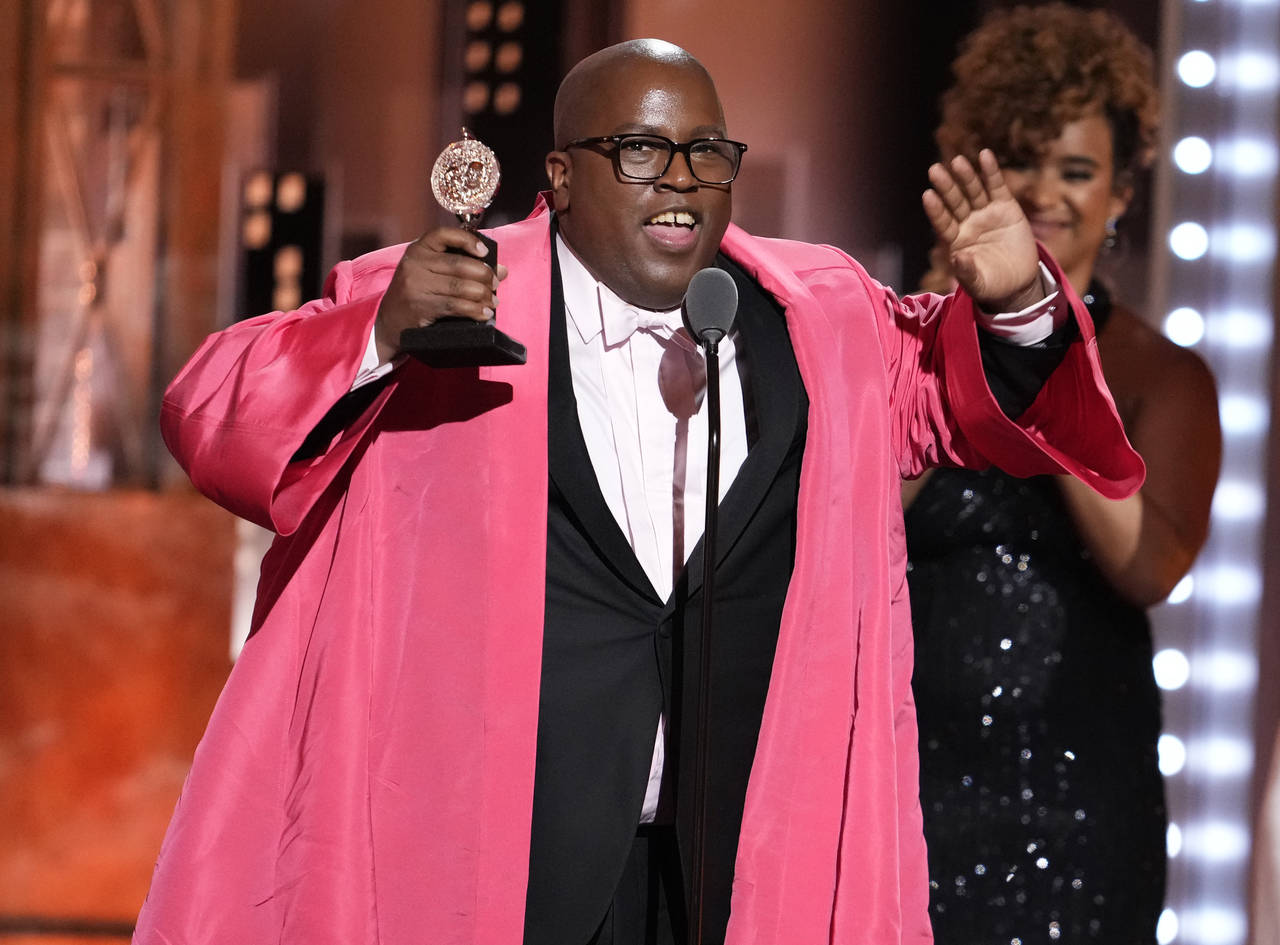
1170, 221, 1210, 259
1209, 479, 1266, 521
1219, 137, 1278, 176
1218, 394, 1268, 434
1160, 734, 1187, 776
1166, 573, 1195, 605
1178, 50, 1217, 87
1179, 906, 1247, 945
1195, 565, 1262, 606
1210, 307, 1273, 347
1194, 650, 1258, 691
1183, 821, 1251, 861
1188, 736, 1253, 778
1154, 648, 1191, 690
1224, 50, 1279, 90
1216, 222, 1275, 263
1164, 306, 1206, 346
1174, 135, 1213, 173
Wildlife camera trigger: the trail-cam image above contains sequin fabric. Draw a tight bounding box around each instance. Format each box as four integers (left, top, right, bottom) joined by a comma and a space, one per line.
906, 466, 1166, 944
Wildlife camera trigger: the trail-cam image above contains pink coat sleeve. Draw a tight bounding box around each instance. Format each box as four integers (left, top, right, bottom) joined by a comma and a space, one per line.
160, 258, 399, 535
865, 249, 1145, 498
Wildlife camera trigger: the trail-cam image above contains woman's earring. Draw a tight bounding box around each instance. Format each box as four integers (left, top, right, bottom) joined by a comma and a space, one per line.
1103, 217, 1119, 251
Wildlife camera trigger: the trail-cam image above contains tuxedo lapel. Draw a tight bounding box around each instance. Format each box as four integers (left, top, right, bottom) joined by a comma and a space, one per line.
545, 238, 804, 608
678, 254, 805, 602
546, 246, 662, 603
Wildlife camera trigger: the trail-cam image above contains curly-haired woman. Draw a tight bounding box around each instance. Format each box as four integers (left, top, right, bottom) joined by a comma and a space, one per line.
903, 5, 1221, 942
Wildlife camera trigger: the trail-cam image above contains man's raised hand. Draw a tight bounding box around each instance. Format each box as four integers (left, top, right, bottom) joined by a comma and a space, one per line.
922, 149, 1043, 312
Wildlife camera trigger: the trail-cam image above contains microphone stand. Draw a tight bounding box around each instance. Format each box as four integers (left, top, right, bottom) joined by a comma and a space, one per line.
688, 332, 722, 945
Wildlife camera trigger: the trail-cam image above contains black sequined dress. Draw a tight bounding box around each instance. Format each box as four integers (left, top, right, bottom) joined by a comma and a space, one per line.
906, 286, 1166, 944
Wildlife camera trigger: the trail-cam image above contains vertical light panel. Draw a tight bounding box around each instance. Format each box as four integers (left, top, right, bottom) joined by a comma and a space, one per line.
1150, 1, 1278, 943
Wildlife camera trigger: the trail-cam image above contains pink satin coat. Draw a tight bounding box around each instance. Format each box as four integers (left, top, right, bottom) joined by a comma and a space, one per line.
136, 199, 1142, 944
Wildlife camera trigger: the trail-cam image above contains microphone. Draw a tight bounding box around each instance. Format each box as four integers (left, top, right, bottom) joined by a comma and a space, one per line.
681, 265, 737, 945
682, 267, 738, 346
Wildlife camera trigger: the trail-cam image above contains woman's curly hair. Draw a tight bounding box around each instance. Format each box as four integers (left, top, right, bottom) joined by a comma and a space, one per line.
936, 3, 1160, 191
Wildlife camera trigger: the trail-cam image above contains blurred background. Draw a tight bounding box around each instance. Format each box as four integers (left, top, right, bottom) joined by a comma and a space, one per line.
0, 0, 1276, 943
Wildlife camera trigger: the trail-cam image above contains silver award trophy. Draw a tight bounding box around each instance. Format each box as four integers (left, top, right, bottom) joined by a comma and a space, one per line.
399, 129, 527, 367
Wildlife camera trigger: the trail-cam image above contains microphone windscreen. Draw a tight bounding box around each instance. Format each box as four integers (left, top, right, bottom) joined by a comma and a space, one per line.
682, 268, 738, 344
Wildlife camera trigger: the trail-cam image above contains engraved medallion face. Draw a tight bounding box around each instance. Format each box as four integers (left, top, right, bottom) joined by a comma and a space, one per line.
431, 132, 501, 220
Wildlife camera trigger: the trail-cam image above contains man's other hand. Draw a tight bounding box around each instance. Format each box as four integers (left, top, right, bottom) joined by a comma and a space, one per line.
375, 227, 509, 362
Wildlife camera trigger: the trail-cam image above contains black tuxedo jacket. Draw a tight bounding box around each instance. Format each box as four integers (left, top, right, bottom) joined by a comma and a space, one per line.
522, 251, 809, 945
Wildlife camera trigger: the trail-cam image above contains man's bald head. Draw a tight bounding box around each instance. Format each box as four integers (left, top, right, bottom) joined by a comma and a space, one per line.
544, 39, 734, 311
553, 39, 720, 148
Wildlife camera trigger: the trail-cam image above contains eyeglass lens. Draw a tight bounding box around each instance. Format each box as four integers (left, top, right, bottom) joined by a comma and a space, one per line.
616, 136, 740, 182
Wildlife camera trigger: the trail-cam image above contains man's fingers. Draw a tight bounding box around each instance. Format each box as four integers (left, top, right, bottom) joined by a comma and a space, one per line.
976, 149, 1012, 203
921, 189, 959, 245
406, 242, 495, 285
401, 265, 497, 312
951, 154, 989, 210
415, 226, 494, 260
408, 228, 499, 285
443, 273, 492, 304
401, 233, 499, 299
417, 292, 494, 325
926, 162, 970, 223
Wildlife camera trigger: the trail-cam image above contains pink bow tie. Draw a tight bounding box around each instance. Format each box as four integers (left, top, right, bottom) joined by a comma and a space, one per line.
602, 301, 688, 348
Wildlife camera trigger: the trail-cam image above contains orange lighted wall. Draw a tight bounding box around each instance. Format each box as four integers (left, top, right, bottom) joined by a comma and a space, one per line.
0, 490, 235, 932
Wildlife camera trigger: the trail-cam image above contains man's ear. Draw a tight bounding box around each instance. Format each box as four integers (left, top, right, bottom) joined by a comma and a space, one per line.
545, 151, 571, 212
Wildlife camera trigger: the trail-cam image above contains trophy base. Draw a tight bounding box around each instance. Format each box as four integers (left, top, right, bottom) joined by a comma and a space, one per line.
400, 319, 528, 368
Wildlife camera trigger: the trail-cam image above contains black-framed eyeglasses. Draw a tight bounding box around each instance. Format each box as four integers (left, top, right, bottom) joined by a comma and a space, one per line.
564, 134, 749, 184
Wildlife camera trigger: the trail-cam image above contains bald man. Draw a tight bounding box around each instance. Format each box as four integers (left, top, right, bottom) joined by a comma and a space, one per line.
137, 39, 1141, 945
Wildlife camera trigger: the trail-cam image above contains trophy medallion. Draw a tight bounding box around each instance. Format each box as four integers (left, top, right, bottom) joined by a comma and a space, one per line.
399, 129, 527, 367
